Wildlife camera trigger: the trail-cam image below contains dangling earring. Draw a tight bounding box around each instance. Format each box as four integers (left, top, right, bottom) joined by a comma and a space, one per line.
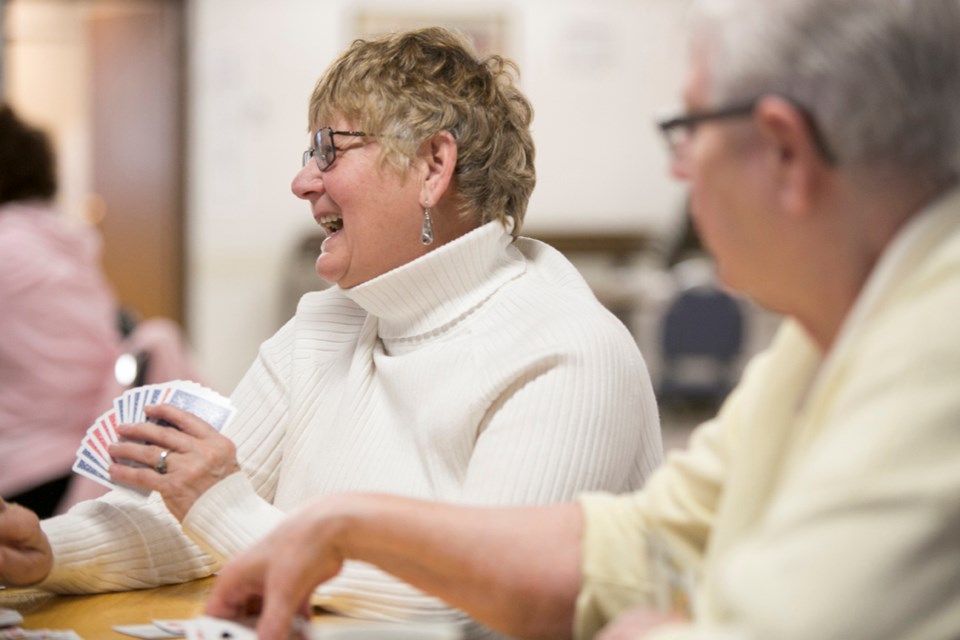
420, 204, 435, 246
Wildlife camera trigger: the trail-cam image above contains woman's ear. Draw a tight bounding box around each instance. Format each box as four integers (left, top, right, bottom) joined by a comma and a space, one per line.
419, 130, 458, 206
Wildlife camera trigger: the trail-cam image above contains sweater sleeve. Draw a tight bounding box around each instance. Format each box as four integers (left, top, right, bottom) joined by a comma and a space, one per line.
181, 321, 294, 560
572, 345, 766, 639
39, 489, 217, 593
573, 417, 728, 639
39, 321, 295, 592
633, 268, 960, 640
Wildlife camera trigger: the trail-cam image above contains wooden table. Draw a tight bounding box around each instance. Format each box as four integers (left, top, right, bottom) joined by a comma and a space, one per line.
0, 577, 354, 639
1, 577, 214, 638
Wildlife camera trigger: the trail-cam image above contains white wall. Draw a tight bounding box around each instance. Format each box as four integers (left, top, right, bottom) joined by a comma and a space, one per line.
187, 0, 692, 390
5, 0, 693, 392
3, 0, 92, 227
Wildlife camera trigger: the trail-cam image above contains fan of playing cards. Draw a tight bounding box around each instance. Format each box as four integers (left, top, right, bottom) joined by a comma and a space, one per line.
73, 380, 235, 494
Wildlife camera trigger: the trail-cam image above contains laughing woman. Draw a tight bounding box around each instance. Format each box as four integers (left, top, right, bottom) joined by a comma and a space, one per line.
0, 27, 661, 638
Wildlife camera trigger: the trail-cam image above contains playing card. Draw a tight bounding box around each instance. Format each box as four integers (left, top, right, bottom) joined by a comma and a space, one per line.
163, 387, 234, 432
114, 392, 128, 426
99, 410, 121, 443
143, 384, 174, 409
75, 446, 108, 475
113, 623, 181, 639
151, 620, 188, 636
80, 425, 110, 469
74, 380, 236, 494
73, 455, 150, 496
309, 621, 462, 639
183, 616, 257, 640
82, 412, 119, 470
71, 456, 114, 490
0, 608, 22, 627
122, 387, 143, 424
0, 630, 84, 639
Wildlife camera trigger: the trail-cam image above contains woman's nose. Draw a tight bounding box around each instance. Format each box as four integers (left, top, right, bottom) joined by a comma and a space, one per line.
291, 162, 323, 200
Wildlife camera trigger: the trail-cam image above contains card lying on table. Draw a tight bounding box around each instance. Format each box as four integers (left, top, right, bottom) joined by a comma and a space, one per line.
72, 380, 235, 495
181, 616, 462, 640
0, 629, 84, 639
0, 609, 23, 627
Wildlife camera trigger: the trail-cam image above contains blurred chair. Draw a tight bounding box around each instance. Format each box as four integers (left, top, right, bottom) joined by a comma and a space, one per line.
656, 262, 745, 410
116, 307, 150, 387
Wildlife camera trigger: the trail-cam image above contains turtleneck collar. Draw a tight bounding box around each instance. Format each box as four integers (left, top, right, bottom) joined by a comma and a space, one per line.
338, 221, 526, 343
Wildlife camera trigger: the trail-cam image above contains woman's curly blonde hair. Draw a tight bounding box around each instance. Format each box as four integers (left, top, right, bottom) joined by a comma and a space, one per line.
308, 27, 536, 236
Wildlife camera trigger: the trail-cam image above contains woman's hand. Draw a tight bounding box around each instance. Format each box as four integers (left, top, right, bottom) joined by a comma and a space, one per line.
205, 502, 346, 640
0, 499, 53, 586
108, 403, 241, 521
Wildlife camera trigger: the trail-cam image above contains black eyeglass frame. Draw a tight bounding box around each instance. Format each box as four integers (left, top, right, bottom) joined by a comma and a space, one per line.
302, 127, 380, 172
657, 97, 836, 164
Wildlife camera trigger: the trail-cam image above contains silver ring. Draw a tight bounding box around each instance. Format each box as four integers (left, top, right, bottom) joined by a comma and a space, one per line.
155, 449, 170, 475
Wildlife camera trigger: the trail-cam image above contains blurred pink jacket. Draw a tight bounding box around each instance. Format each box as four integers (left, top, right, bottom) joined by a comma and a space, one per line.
0, 203, 122, 498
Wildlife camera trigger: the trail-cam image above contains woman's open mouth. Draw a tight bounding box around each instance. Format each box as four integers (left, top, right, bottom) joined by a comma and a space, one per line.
317, 213, 343, 235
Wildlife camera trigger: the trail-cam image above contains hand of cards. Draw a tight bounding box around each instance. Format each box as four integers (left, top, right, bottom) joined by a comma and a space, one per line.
72, 381, 235, 495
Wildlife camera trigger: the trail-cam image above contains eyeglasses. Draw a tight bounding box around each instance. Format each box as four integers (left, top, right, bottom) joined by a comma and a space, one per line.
657, 100, 758, 163
302, 127, 379, 171
657, 97, 835, 165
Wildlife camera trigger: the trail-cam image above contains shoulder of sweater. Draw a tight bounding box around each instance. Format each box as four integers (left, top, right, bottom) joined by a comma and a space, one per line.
831, 221, 960, 366
513, 236, 594, 292
501, 237, 634, 333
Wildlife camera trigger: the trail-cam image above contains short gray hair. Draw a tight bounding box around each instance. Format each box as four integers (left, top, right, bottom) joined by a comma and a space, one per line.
691, 0, 960, 181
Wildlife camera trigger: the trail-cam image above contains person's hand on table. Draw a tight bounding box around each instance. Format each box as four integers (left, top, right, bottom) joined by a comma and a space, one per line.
0, 498, 53, 586
108, 403, 240, 521
595, 607, 682, 640
205, 503, 343, 640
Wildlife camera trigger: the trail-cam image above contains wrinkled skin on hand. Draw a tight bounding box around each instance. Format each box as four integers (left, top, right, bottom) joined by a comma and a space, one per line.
206, 503, 346, 640
108, 403, 241, 521
0, 499, 53, 587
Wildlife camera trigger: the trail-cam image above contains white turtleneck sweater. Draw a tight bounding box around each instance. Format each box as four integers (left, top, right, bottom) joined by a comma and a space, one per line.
40, 221, 661, 632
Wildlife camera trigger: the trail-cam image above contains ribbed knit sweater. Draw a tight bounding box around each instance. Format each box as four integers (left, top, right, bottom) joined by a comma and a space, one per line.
40, 221, 662, 633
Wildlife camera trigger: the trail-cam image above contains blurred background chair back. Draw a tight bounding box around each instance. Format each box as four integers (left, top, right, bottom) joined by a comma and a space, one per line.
656, 258, 745, 410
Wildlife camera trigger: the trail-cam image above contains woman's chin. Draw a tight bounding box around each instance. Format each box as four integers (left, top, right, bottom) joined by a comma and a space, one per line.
315, 254, 345, 287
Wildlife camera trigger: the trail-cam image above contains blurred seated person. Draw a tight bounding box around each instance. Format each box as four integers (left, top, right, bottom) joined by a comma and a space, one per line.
0, 28, 661, 636
0, 105, 209, 517
0, 104, 125, 518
